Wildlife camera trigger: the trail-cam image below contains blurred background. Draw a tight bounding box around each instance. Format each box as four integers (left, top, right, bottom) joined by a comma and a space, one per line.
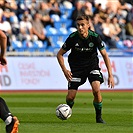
0, 0, 133, 91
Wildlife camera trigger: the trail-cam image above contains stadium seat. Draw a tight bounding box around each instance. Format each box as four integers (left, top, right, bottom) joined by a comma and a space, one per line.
116, 40, 125, 49
57, 27, 68, 35
11, 40, 26, 52
34, 41, 47, 52
47, 34, 68, 47
50, 14, 60, 22
54, 19, 72, 29
10, 16, 19, 23
45, 26, 58, 36
60, 7, 75, 19
28, 41, 38, 52
68, 27, 77, 34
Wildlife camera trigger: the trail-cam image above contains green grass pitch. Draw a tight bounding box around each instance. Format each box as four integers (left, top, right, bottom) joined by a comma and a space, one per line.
0, 91, 132, 133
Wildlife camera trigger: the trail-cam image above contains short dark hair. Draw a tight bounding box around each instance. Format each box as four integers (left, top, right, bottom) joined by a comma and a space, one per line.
76, 14, 90, 21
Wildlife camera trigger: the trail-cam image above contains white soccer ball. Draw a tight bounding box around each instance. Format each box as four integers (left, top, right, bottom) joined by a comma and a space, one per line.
56, 104, 72, 120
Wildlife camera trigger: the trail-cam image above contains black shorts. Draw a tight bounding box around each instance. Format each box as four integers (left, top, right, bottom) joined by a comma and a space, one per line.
68, 69, 104, 90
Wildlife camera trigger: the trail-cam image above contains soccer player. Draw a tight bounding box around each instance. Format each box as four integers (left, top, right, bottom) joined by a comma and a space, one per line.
0, 30, 19, 133
57, 14, 115, 123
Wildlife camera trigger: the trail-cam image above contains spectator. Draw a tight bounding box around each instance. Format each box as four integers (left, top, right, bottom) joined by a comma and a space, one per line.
20, 8, 32, 21
125, 4, 133, 39
0, 0, 18, 21
102, 17, 117, 49
31, 12, 52, 48
94, 4, 108, 20
82, 1, 93, 17
38, 2, 54, 27
93, 14, 105, 40
104, 7, 115, 19
116, 8, 127, 40
47, 0, 61, 17
19, 15, 33, 41
62, 0, 73, 9
110, 16, 122, 40
94, 0, 108, 11
125, 22, 133, 37
9, 15, 20, 40
0, 13, 12, 49
71, 0, 84, 27
106, 0, 121, 14
93, 3, 103, 15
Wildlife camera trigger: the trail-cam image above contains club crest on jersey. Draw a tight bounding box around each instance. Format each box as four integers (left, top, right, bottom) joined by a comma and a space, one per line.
88, 42, 94, 47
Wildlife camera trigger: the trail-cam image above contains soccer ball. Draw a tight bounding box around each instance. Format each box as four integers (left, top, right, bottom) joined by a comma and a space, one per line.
56, 104, 72, 120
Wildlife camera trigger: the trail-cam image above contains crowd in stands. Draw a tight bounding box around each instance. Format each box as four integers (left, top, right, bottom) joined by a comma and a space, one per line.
0, 0, 133, 56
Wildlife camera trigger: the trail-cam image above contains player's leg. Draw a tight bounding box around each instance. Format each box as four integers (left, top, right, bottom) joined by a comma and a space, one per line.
88, 70, 105, 123
91, 81, 105, 123
66, 69, 87, 108
0, 97, 19, 133
91, 81, 102, 102
66, 89, 77, 108
0, 97, 12, 122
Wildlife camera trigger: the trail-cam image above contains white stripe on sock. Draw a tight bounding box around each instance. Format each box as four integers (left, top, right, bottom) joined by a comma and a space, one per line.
5, 116, 12, 125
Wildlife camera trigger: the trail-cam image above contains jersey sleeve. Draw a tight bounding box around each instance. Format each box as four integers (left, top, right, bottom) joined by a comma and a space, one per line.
61, 36, 73, 51
96, 35, 105, 51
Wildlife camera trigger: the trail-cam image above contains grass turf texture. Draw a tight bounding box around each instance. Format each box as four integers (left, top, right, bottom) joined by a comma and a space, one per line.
0, 91, 132, 133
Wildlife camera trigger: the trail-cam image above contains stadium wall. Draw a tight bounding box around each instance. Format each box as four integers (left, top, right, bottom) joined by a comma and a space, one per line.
0, 56, 133, 90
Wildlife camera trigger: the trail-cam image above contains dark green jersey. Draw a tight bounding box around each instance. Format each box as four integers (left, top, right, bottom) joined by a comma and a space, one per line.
62, 30, 105, 70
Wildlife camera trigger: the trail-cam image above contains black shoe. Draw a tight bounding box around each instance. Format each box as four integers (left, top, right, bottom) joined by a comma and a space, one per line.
96, 117, 106, 124
6, 116, 19, 133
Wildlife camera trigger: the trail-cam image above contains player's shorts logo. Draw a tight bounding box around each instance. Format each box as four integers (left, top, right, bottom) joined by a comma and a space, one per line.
90, 70, 100, 75
71, 77, 81, 82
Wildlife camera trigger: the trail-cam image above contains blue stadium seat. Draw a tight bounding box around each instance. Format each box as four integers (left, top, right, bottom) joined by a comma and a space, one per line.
60, 7, 75, 19
54, 19, 72, 29
45, 26, 58, 36
57, 27, 68, 35
46, 34, 56, 45
50, 14, 60, 22
116, 40, 125, 49
10, 16, 19, 23
47, 34, 68, 47
27, 41, 38, 52
11, 40, 26, 52
33, 41, 47, 52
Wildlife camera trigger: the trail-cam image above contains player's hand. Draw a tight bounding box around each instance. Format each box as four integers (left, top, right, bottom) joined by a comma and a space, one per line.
0, 56, 7, 66
108, 75, 115, 89
63, 69, 72, 81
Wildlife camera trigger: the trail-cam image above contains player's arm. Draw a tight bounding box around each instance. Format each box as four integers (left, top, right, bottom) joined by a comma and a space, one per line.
100, 49, 115, 88
0, 30, 7, 57
57, 48, 72, 81
0, 30, 7, 65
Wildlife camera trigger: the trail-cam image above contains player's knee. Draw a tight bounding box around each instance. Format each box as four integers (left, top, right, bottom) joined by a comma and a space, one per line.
93, 89, 100, 97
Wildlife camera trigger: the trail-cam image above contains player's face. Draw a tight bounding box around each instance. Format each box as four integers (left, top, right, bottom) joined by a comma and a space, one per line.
76, 19, 90, 38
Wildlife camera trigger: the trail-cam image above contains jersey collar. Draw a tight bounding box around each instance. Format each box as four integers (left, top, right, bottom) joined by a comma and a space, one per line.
78, 30, 90, 40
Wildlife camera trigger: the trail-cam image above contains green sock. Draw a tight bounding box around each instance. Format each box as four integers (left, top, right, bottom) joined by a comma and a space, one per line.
93, 102, 103, 118
93, 102, 102, 110
66, 100, 74, 108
